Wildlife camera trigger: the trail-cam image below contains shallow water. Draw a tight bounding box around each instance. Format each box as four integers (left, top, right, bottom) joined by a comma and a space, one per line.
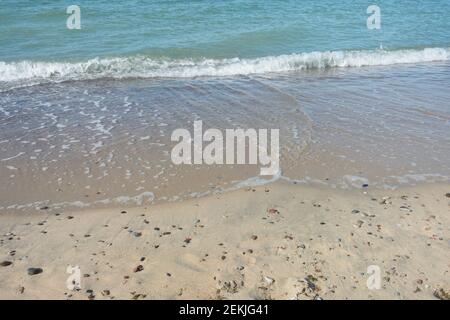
1, 61, 449, 213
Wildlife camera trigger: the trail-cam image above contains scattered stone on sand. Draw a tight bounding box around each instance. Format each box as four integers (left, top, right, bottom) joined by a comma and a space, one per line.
0, 261, 13, 267
354, 220, 364, 228
304, 275, 318, 291
131, 293, 147, 300
263, 276, 275, 285
101, 290, 110, 296
133, 265, 144, 273
0, 184, 448, 300
27, 267, 43, 276
434, 288, 450, 300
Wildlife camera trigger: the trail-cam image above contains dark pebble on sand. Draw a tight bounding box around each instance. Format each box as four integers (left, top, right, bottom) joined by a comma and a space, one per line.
101, 290, 110, 296
133, 265, 144, 273
446, 193, 450, 198
27, 267, 43, 275
133, 232, 142, 237
0, 261, 13, 267
362, 184, 369, 188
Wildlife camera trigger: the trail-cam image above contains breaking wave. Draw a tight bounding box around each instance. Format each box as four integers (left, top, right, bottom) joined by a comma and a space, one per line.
1, 47, 449, 90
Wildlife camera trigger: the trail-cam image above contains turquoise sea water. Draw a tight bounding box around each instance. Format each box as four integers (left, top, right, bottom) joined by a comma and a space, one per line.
1, 0, 450, 60
0, 0, 450, 88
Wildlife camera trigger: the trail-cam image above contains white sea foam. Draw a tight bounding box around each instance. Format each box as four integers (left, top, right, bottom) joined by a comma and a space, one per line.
1, 191, 155, 212
1, 47, 449, 89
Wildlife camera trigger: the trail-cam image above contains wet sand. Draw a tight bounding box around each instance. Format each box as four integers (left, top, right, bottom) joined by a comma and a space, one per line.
0, 182, 448, 300
2, 63, 450, 214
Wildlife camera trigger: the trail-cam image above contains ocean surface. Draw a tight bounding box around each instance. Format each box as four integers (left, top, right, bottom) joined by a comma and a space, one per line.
1, 0, 450, 88
1, 1, 449, 212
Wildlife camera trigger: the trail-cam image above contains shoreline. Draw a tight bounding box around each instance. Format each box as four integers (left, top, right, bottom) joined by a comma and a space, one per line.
0, 181, 448, 299
2, 169, 449, 215
2, 61, 450, 215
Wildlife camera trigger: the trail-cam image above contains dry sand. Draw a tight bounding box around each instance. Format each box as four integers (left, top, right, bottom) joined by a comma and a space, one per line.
0, 181, 449, 300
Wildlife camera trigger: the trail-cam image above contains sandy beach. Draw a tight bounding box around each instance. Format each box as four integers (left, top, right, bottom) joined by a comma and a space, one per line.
0, 181, 448, 300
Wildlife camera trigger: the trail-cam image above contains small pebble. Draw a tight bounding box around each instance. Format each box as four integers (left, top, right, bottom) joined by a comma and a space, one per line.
27, 267, 43, 275
133, 265, 144, 273
101, 290, 110, 296
0, 261, 13, 267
